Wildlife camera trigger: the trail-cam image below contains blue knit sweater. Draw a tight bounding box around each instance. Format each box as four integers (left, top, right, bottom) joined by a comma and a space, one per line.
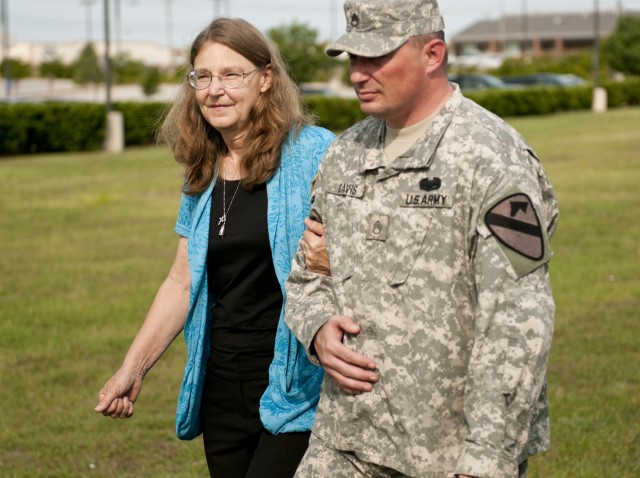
173, 125, 335, 439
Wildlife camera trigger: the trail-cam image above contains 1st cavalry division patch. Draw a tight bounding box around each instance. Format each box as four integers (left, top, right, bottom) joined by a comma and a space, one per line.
485, 193, 543, 260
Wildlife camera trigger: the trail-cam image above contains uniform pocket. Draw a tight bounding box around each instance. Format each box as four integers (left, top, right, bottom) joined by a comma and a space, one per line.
385, 209, 432, 286
324, 193, 357, 283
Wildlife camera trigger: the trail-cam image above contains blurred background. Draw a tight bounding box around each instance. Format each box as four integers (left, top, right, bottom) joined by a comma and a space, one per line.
1, 2, 639, 477
1, 0, 640, 102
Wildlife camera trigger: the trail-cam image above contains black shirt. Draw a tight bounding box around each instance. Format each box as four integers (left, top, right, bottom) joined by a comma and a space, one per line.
206, 179, 283, 380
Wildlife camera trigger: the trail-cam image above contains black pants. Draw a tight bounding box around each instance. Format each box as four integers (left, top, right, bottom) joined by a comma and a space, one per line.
201, 373, 310, 478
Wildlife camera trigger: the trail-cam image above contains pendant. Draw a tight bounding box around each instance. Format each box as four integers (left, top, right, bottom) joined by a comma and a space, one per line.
218, 214, 226, 238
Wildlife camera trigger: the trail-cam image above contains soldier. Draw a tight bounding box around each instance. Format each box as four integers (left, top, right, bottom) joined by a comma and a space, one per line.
285, 0, 559, 477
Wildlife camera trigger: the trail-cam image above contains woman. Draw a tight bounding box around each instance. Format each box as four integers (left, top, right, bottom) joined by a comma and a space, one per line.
94, 18, 334, 478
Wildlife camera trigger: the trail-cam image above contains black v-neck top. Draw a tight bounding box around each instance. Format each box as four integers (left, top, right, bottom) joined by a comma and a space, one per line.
206, 180, 283, 380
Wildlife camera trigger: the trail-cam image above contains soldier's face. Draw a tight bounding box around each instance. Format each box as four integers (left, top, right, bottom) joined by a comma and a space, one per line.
348, 41, 429, 128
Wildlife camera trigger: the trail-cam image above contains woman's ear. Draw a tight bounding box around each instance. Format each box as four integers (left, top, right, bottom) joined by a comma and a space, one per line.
260, 64, 273, 93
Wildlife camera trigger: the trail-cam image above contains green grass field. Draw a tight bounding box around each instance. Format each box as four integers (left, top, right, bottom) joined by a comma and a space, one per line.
1, 107, 639, 477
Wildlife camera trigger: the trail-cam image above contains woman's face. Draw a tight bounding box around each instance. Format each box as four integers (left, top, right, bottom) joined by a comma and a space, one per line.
193, 41, 271, 140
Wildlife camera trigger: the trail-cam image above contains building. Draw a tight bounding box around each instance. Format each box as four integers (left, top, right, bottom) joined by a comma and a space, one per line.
450, 9, 639, 59
4, 39, 185, 69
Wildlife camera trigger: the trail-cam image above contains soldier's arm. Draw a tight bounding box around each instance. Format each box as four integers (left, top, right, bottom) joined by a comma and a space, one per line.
285, 170, 378, 394
454, 164, 556, 478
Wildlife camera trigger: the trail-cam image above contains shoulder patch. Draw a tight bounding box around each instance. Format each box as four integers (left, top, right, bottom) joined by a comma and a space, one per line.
485, 193, 543, 260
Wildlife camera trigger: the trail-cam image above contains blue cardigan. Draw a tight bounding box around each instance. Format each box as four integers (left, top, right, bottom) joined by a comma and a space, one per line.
173, 125, 335, 440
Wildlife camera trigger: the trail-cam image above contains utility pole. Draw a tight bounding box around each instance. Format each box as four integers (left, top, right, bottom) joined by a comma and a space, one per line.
591, 0, 607, 112
498, 0, 507, 55
330, 0, 338, 40
521, 0, 529, 58
103, 0, 112, 111
1, 0, 11, 98
592, 0, 600, 87
103, 0, 123, 152
81, 0, 96, 43
114, 0, 121, 55
212, 0, 220, 19
165, 0, 173, 68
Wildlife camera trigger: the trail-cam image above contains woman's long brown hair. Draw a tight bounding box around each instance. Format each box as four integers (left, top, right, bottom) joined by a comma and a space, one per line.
158, 17, 313, 194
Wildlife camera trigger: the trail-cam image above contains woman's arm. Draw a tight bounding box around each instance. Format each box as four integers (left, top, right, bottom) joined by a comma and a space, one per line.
94, 237, 190, 418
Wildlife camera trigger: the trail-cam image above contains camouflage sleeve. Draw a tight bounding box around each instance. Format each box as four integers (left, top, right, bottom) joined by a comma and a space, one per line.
454, 164, 555, 478
284, 169, 340, 362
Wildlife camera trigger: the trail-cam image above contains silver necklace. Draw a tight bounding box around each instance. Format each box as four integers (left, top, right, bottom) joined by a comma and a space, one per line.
218, 179, 241, 238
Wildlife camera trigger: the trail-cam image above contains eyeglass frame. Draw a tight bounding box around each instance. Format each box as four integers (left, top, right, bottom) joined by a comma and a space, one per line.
186, 67, 262, 90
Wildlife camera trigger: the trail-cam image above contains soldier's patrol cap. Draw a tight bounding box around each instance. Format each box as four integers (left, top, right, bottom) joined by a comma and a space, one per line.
326, 0, 445, 58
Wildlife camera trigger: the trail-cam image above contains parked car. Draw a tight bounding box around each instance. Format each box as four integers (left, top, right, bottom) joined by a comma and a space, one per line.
299, 84, 336, 97
448, 73, 517, 92
502, 73, 588, 87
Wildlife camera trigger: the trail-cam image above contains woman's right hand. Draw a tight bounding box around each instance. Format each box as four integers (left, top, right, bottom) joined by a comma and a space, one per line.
93, 237, 190, 420
303, 218, 331, 276
94, 367, 143, 419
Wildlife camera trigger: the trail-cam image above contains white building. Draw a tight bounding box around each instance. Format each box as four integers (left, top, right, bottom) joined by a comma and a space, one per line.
4, 39, 185, 68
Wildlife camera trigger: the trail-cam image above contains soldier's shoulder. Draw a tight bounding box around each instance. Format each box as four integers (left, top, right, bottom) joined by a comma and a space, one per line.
335, 116, 382, 142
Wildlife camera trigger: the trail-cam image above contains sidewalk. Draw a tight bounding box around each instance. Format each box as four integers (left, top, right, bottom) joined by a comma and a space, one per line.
2, 78, 180, 103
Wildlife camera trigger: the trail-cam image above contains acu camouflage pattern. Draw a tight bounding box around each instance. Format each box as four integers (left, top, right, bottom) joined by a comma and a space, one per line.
285, 85, 558, 478
326, 0, 445, 58
297, 435, 530, 478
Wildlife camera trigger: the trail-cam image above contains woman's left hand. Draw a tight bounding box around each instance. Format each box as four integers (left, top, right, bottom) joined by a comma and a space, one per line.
303, 218, 331, 276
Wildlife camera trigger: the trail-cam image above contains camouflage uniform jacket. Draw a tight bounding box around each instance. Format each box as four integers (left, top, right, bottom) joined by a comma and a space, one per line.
285, 86, 558, 478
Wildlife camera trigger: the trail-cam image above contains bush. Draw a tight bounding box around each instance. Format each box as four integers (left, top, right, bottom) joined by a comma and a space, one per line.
303, 95, 365, 132
2, 79, 639, 156
604, 78, 640, 108
0, 102, 105, 155
466, 85, 593, 117
114, 102, 167, 146
0, 101, 167, 156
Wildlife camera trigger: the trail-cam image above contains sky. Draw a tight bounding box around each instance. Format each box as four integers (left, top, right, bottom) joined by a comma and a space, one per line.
3, 0, 637, 49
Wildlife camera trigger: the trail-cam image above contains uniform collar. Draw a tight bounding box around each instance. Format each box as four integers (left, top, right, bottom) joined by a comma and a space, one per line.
357, 84, 464, 174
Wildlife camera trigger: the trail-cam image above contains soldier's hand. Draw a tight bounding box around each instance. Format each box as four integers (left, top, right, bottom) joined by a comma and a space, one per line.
312, 315, 378, 395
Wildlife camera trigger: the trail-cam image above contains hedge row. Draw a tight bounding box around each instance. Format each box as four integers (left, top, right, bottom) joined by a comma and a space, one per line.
1, 79, 639, 156
466, 78, 640, 116
0, 101, 167, 156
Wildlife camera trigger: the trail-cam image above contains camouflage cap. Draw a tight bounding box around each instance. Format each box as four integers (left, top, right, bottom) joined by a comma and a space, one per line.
327, 0, 445, 58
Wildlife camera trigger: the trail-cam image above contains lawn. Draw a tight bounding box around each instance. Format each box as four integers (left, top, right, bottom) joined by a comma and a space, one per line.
1, 107, 639, 477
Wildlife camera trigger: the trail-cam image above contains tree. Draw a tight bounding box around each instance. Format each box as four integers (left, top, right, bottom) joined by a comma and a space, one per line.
267, 22, 337, 84
112, 52, 146, 84
0, 58, 31, 80
141, 66, 162, 97
604, 16, 640, 76
72, 42, 102, 85
0, 58, 32, 93
40, 59, 73, 79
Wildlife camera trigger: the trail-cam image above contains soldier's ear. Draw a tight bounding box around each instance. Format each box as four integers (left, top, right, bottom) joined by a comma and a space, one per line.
423, 38, 447, 71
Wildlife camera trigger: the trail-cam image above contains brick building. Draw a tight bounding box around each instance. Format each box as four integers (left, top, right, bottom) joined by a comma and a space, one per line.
450, 10, 639, 58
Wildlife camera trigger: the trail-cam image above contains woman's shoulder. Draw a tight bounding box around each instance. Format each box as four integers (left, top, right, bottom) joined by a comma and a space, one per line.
292, 125, 336, 146
278, 125, 335, 170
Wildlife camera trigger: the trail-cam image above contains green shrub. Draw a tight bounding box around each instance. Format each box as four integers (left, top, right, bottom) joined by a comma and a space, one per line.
466, 85, 593, 117
1, 79, 639, 156
114, 102, 167, 147
0, 102, 168, 155
604, 78, 640, 107
303, 96, 365, 132
0, 102, 105, 155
